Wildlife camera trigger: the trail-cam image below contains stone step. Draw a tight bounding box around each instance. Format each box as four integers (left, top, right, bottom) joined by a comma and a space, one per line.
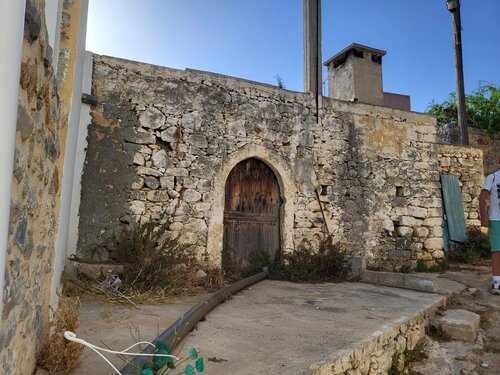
431, 309, 481, 343
361, 270, 436, 293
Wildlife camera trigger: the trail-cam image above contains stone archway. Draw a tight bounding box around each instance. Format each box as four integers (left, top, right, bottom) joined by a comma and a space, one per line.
206, 144, 295, 265
223, 158, 281, 266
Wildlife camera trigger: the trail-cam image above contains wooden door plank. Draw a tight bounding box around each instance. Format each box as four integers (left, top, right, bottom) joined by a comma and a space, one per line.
223, 158, 281, 266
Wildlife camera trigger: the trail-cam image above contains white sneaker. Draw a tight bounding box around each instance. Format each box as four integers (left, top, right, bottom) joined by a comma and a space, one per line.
491, 281, 500, 295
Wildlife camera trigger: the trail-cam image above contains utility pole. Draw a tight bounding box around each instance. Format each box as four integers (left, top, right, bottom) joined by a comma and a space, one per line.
303, 0, 322, 122
447, 0, 468, 145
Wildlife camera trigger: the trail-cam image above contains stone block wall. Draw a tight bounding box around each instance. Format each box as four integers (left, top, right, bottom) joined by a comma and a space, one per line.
315, 101, 445, 265
468, 127, 499, 176
78, 55, 314, 262
437, 124, 499, 175
437, 144, 484, 227
78, 54, 450, 269
318, 299, 441, 374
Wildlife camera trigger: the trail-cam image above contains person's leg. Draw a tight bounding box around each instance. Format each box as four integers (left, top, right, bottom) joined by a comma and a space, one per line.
489, 221, 500, 294
492, 252, 500, 276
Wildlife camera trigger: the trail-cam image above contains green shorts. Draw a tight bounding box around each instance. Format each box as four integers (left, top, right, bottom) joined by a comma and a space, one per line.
489, 221, 500, 252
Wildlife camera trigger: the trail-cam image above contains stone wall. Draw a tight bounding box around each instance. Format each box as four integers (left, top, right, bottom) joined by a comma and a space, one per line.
78, 54, 448, 269
315, 101, 445, 266
437, 124, 499, 175
0, 1, 72, 373
437, 144, 484, 227
469, 128, 499, 176
316, 299, 442, 374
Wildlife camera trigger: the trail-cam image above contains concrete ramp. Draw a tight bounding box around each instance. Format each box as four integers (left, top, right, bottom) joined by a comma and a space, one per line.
180, 280, 448, 374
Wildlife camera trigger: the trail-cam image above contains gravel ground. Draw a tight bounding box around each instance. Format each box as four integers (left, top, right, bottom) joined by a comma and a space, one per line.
410, 266, 500, 375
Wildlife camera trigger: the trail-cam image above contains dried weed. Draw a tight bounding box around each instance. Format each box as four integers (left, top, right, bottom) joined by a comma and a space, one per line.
36, 297, 84, 373
63, 224, 229, 305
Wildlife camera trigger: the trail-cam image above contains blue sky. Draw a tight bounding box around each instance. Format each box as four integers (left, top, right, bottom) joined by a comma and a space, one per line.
86, 0, 500, 112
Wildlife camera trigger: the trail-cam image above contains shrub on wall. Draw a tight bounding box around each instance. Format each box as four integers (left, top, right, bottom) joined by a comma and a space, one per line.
112, 222, 224, 295
243, 235, 351, 282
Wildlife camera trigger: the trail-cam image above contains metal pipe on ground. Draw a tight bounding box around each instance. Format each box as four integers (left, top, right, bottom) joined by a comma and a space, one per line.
120, 269, 269, 375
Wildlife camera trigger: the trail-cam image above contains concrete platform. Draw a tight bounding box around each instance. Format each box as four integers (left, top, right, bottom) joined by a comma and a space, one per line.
72, 295, 204, 375
181, 280, 452, 374
66, 279, 462, 375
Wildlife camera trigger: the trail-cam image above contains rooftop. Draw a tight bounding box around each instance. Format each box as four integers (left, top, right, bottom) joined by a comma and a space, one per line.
324, 43, 387, 67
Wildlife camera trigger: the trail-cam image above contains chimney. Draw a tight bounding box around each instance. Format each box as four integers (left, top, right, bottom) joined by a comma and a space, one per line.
324, 43, 386, 106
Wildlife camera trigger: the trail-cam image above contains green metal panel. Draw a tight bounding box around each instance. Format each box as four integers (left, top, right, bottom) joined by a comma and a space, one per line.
440, 173, 468, 243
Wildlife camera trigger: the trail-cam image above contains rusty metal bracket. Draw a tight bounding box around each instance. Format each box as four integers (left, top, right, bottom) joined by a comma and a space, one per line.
315, 188, 331, 236
81, 93, 98, 106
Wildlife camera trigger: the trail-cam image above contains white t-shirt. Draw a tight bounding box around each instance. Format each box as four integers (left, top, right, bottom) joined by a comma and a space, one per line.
482, 170, 500, 221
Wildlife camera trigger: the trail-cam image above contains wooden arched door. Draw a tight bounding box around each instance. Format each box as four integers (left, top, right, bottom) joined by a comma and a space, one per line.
223, 158, 281, 267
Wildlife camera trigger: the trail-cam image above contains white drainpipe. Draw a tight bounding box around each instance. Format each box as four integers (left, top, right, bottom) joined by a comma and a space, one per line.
0, 1, 26, 317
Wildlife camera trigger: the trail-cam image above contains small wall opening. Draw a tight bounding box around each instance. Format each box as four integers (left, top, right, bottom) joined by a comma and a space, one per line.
352, 49, 364, 59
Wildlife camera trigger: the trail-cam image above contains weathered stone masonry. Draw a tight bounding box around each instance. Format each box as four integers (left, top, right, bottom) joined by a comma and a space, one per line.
437, 144, 484, 228
438, 124, 499, 176
76, 54, 482, 270
1, 0, 87, 373
1, 2, 62, 374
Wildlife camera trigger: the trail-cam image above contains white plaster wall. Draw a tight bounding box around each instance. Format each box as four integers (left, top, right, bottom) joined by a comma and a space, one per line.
67, 51, 93, 257
51, 0, 89, 305
0, 0, 26, 319
328, 62, 355, 101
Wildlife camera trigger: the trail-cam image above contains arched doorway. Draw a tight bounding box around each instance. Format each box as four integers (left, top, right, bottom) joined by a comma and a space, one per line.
223, 158, 281, 267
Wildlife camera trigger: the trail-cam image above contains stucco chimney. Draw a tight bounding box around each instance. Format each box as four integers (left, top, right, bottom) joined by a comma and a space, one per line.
324, 43, 386, 106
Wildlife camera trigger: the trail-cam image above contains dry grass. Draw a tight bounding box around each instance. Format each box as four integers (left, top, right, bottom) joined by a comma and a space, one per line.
36, 297, 84, 373
111, 223, 228, 295
64, 266, 227, 305
63, 223, 232, 305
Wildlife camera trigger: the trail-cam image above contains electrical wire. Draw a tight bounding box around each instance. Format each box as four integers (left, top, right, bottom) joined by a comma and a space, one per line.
64, 331, 178, 375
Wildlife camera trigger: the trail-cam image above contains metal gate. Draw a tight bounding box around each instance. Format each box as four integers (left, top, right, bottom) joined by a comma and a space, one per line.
223, 158, 281, 266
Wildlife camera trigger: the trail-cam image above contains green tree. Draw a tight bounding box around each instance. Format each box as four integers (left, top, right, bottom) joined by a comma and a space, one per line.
426, 82, 500, 134
275, 74, 285, 89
